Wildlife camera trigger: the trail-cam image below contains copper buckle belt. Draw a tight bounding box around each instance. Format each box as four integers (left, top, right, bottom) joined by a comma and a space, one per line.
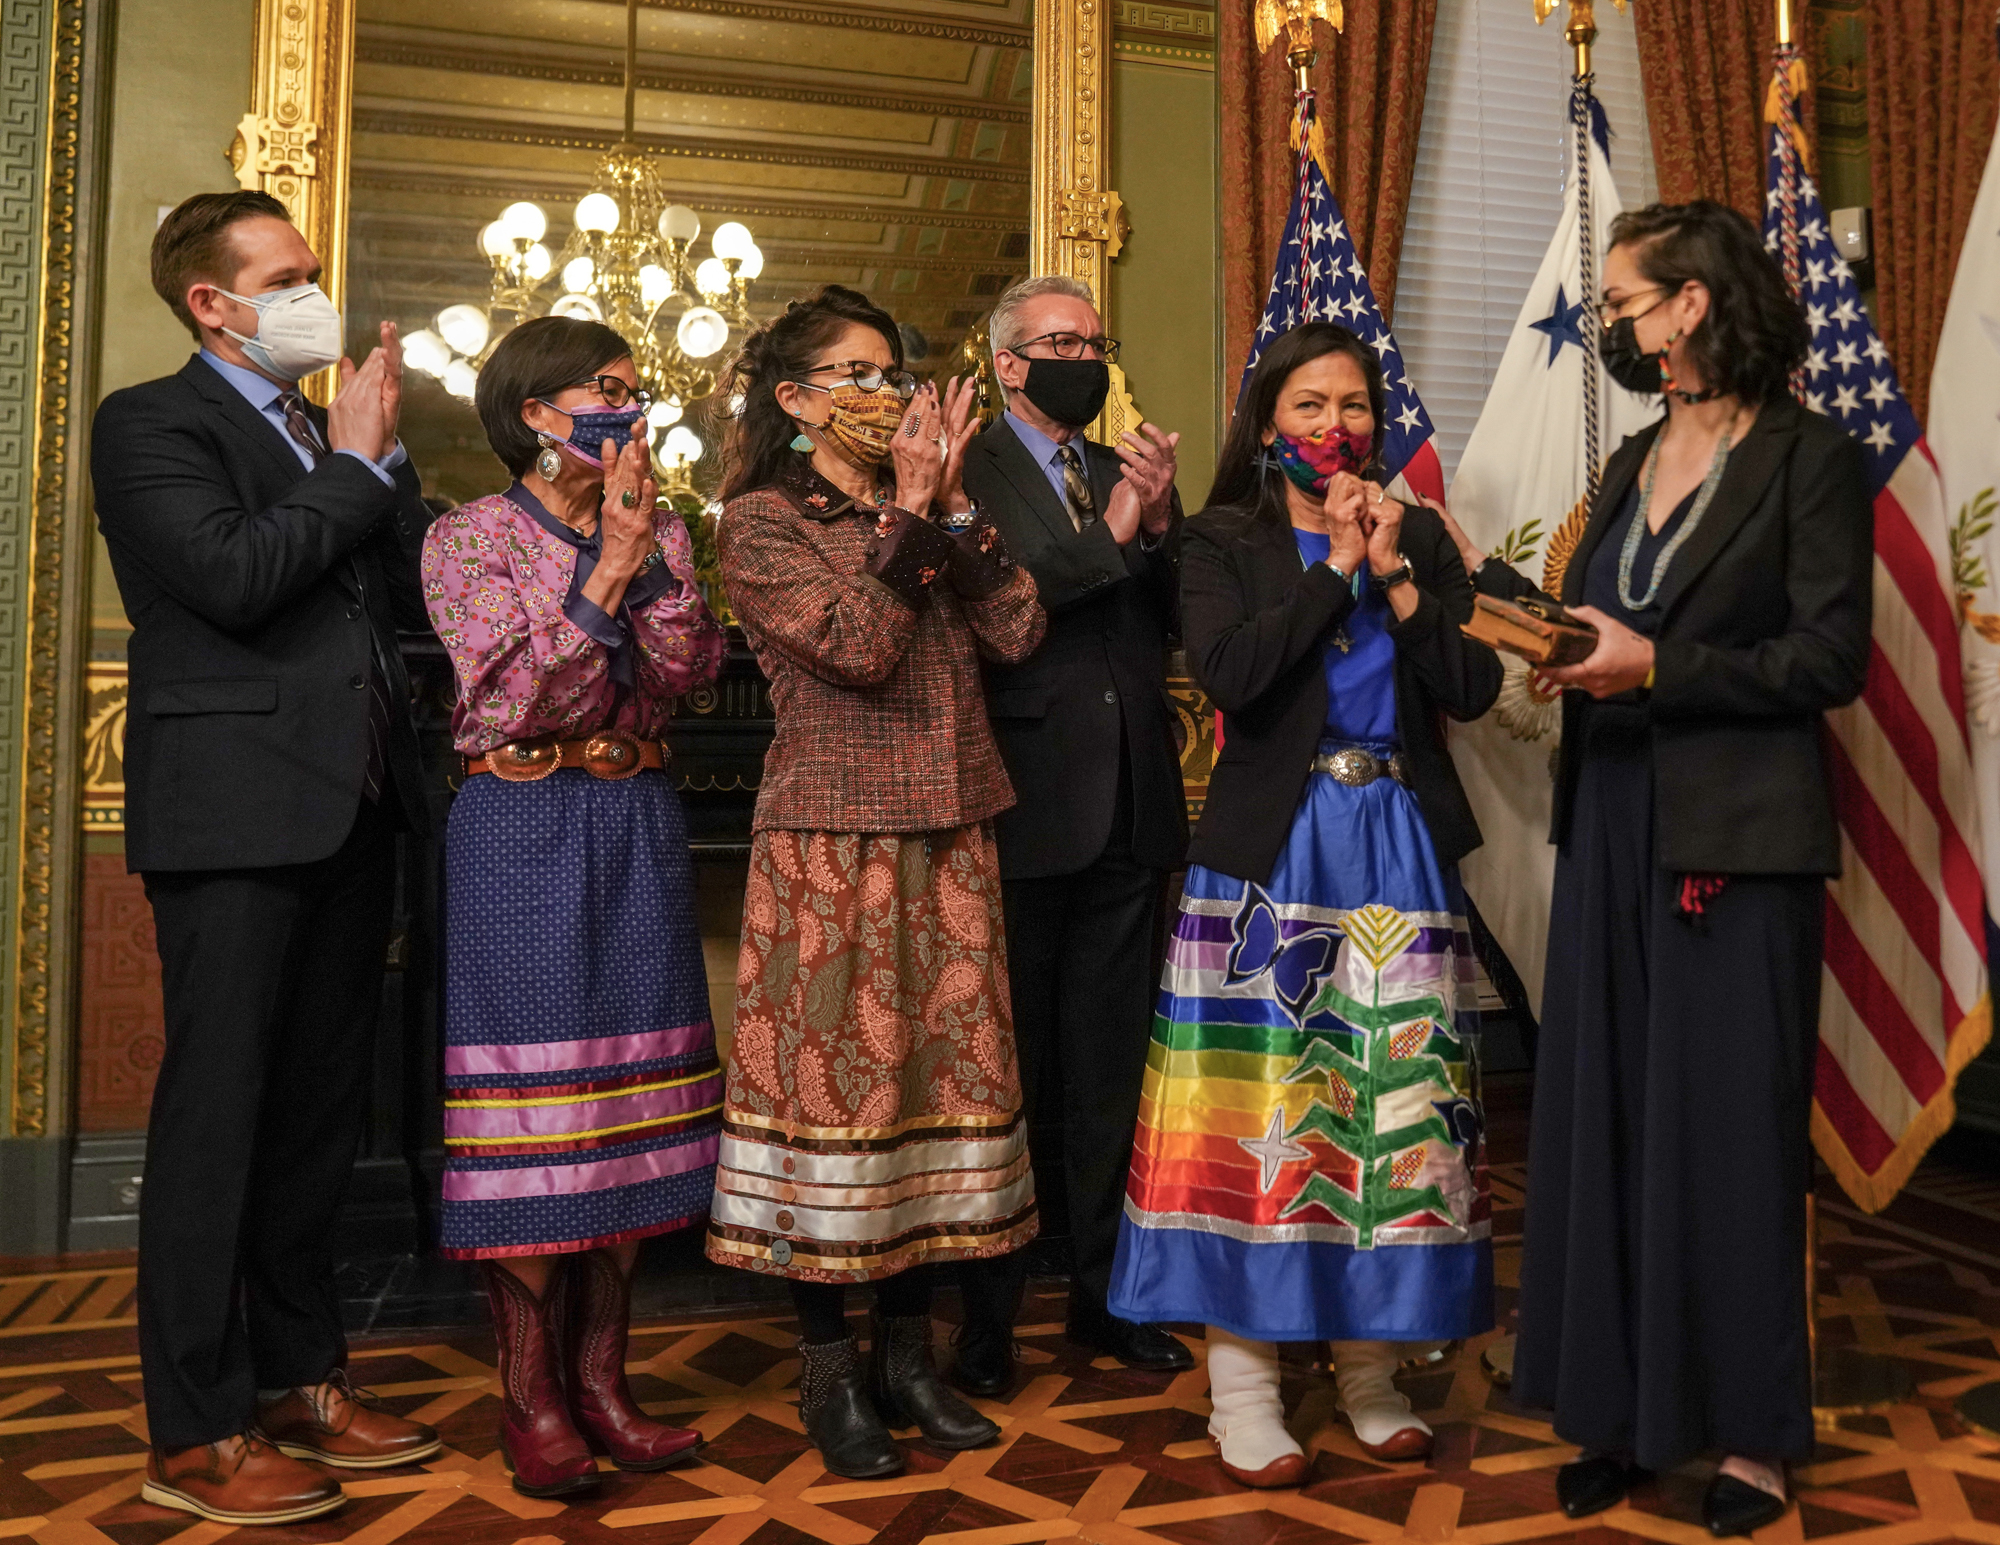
1311, 746, 1411, 788
465, 734, 669, 782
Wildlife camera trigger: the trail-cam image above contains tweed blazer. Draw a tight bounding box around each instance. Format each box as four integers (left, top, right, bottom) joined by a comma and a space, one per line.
719, 463, 1047, 833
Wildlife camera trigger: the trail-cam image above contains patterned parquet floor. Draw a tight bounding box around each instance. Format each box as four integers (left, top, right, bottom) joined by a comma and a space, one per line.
6, 1148, 2000, 1545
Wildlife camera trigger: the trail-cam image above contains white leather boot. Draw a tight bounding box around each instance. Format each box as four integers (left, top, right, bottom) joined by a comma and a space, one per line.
1329, 1339, 1432, 1460
1205, 1327, 1307, 1488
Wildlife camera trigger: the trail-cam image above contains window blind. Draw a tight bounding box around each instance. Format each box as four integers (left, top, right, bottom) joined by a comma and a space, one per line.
1393, 0, 1658, 483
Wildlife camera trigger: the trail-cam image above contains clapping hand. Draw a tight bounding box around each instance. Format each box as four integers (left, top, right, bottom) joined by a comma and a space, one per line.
936, 376, 982, 515
890, 384, 944, 516
1116, 422, 1179, 537
598, 436, 659, 581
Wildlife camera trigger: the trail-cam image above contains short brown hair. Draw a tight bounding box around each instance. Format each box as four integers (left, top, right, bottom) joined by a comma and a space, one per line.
151, 190, 292, 340
473, 315, 634, 478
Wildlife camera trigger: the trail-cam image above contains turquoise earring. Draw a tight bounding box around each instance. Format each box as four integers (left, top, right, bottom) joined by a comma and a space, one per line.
790, 431, 814, 453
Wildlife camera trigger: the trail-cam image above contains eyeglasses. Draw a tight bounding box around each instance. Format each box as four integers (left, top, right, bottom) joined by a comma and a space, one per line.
796, 361, 921, 398
1006, 330, 1121, 363
1594, 288, 1668, 329
563, 374, 653, 412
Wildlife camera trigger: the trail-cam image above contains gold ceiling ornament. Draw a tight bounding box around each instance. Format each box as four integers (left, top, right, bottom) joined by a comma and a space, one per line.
1533, 0, 1627, 79
402, 0, 762, 436
1255, 0, 1342, 88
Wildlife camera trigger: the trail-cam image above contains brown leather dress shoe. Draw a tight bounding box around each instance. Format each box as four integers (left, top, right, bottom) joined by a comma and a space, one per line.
142, 1432, 346, 1526
257, 1369, 443, 1469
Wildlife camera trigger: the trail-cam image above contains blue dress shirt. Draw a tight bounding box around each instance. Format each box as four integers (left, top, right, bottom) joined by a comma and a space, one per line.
1005, 409, 1077, 506
199, 349, 405, 484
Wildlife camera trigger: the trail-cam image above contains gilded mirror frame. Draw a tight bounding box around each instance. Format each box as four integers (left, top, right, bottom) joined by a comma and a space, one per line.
230, 0, 1127, 422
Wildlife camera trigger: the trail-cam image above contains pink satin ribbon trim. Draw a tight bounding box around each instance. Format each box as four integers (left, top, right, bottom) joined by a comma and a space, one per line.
445, 1021, 714, 1078
442, 1132, 720, 1201
444, 1073, 723, 1139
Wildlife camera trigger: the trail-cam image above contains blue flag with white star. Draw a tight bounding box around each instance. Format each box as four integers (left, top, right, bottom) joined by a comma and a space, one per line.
1241, 89, 1444, 501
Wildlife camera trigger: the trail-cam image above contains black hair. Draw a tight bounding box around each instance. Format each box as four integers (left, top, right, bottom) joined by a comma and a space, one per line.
1207, 322, 1387, 521
720, 284, 902, 502
151, 189, 293, 341
473, 315, 633, 478
1608, 200, 1810, 405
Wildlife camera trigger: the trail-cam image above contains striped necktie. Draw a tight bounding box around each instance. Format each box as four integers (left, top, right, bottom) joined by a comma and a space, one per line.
278, 389, 392, 805
1056, 443, 1096, 533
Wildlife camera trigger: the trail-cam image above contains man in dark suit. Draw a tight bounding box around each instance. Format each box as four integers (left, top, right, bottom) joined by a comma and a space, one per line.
951, 276, 1193, 1389
91, 191, 440, 1526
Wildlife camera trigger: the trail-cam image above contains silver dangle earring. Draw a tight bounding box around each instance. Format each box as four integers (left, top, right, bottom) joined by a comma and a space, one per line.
535, 432, 563, 482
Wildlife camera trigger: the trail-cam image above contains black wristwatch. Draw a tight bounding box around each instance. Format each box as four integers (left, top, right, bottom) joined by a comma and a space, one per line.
1372, 559, 1415, 591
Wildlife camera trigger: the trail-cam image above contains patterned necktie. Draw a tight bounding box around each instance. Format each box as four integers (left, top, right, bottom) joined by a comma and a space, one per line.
278, 389, 391, 804
1057, 443, 1096, 533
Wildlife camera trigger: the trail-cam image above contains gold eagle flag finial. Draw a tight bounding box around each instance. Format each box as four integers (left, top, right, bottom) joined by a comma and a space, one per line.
1256, 0, 1343, 88
1534, 0, 1627, 78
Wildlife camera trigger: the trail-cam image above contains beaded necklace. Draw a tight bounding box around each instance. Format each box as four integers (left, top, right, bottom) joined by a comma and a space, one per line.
1617, 413, 1739, 611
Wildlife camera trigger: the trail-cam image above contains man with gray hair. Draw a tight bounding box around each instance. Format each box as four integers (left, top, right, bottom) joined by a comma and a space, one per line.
950, 275, 1192, 1392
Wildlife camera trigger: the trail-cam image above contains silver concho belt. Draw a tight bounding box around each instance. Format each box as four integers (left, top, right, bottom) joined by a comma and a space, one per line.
1311, 746, 1412, 787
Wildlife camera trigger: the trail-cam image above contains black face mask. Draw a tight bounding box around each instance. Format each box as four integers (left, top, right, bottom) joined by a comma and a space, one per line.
1599, 315, 1662, 396
1019, 358, 1111, 427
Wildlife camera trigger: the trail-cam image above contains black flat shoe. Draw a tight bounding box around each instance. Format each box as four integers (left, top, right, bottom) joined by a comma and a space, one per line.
1703, 1474, 1788, 1537
1556, 1455, 1649, 1519
947, 1320, 1016, 1398
1066, 1300, 1195, 1372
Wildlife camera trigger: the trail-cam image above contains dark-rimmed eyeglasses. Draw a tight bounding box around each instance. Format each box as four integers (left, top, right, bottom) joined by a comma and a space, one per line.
562, 374, 653, 412
795, 361, 921, 399
1004, 330, 1121, 363
1594, 288, 1668, 329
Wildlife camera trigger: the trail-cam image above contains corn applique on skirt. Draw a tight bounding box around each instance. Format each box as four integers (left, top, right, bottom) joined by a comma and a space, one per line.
438, 768, 723, 1259
705, 823, 1039, 1282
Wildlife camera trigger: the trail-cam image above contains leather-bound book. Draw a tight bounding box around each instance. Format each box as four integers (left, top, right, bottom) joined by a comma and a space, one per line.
1461, 593, 1598, 666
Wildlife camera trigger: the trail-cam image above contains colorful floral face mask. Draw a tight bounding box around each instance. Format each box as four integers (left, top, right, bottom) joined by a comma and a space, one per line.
1269, 424, 1371, 494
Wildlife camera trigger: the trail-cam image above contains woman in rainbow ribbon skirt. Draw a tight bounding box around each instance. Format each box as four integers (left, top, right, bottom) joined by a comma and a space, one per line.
422, 316, 725, 1498
1107, 322, 1501, 1481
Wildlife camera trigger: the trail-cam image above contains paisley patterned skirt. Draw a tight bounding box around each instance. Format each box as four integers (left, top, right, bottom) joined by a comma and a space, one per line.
1108, 742, 1493, 1342
705, 823, 1038, 1282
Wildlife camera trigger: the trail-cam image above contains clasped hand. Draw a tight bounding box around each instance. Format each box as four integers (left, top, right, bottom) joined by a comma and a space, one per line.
890, 377, 981, 516
1322, 471, 1404, 577
325, 320, 402, 464
596, 437, 660, 581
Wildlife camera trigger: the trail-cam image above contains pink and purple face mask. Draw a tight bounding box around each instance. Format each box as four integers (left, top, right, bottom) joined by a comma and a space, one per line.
1269, 424, 1371, 494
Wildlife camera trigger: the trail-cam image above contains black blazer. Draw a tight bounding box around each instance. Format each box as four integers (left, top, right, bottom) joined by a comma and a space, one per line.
1182, 494, 1501, 883
92, 354, 433, 872
963, 417, 1189, 879
1478, 394, 1872, 875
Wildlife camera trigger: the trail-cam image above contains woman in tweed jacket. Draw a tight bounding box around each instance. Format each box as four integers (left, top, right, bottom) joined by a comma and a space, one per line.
705, 286, 1046, 1479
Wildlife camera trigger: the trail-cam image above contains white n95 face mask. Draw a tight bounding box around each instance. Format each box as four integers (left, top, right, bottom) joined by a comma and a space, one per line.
217, 282, 345, 382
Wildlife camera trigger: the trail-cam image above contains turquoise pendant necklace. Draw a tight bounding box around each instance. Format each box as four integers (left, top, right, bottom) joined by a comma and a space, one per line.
1617, 417, 1737, 611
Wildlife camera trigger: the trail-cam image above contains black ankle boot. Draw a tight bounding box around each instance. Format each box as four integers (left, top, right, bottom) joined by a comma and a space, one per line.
868, 1311, 1000, 1449
798, 1336, 903, 1479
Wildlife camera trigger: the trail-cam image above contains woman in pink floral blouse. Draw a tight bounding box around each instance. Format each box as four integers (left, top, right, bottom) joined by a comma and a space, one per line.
419, 316, 724, 1499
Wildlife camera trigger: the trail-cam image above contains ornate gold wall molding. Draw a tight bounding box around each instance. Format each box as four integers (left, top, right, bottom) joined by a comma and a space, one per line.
639, 0, 1028, 48
11, 0, 102, 1144
1032, 0, 1140, 441
231, 0, 355, 325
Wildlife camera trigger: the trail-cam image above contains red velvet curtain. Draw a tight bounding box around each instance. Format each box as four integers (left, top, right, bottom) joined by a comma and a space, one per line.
1868, 0, 1999, 425
1219, 2, 1439, 411
1631, 0, 1788, 221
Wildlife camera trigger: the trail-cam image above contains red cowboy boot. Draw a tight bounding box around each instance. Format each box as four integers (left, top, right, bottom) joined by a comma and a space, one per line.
484, 1262, 599, 1498
566, 1249, 703, 1470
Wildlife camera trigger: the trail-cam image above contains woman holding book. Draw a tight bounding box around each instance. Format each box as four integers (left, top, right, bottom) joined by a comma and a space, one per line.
1107, 321, 1500, 1483
1437, 201, 1872, 1534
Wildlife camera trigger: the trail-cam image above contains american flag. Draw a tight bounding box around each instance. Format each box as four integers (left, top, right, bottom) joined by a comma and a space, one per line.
1764, 45, 1992, 1210
1242, 87, 1446, 504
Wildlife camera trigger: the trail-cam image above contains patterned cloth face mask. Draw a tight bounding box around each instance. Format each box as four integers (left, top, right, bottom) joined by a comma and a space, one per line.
535, 401, 646, 469
803, 380, 909, 469
1270, 425, 1372, 494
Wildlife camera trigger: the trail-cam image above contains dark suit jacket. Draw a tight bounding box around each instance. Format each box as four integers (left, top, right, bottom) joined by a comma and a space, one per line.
1477, 394, 1872, 875
1182, 494, 1501, 883
92, 354, 433, 872
962, 417, 1189, 879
